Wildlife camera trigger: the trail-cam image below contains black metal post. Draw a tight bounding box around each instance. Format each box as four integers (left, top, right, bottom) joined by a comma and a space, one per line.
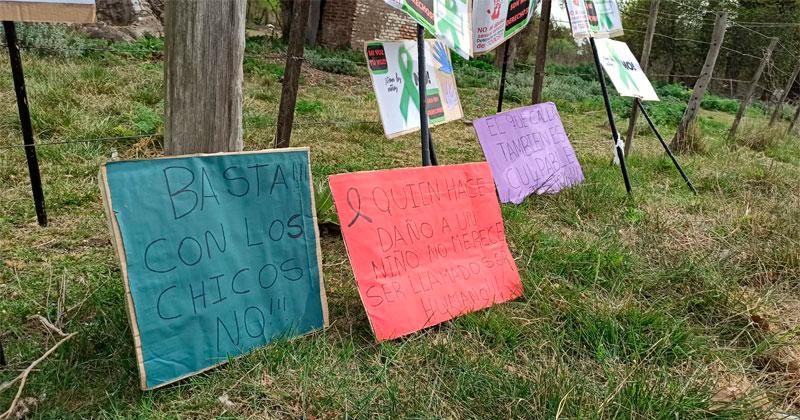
0, 339, 5, 366
637, 102, 698, 194
4, 21, 47, 226
417, 24, 432, 167
428, 128, 438, 166
497, 41, 510, 113
589, 36, 632, 195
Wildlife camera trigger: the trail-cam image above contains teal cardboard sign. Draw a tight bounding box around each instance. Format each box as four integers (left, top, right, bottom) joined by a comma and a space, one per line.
100, 148, 328, 390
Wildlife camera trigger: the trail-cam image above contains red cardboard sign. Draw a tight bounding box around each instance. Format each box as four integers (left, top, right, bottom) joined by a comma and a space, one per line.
329, 162, 523, 341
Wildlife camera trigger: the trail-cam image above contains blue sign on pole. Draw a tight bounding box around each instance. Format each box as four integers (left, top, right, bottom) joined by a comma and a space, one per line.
100, 148, 328, 390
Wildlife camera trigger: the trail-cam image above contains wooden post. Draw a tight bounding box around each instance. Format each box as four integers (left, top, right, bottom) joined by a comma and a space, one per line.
623, 0, 659, 156
531, 0, 551, 104
671, 12, 727, 151
164, 0, 246, 155
729, 37, 778, 140
275, 0, 311, 148
769, 59, 800, 127
788, 101, 800, 134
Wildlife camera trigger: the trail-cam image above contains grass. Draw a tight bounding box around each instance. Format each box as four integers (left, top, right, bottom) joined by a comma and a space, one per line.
1, 35, 799, 418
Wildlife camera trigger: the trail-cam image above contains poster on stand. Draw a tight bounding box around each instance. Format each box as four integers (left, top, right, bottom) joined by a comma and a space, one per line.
365, 39, 463, 138
565, 0, 623, 40
386, 0, 537, 59
593, 38, 659, 101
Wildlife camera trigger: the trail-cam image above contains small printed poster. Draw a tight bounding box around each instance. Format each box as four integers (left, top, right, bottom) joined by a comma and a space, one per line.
365, 39, 463, 139
386, 0, 537, 59
565, 0, 623, 40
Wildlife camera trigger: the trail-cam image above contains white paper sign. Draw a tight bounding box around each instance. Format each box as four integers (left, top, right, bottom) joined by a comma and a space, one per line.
593, 38, 659, 101
565, 0, 623, 40
386, 0, 537, 59
365, 39, 464, 138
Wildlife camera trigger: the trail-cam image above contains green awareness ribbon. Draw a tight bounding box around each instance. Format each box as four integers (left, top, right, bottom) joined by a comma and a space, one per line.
436, 0, 461, 52
609, 45, 638, 91
595, 1, 615, 30
398, 46, 420, 122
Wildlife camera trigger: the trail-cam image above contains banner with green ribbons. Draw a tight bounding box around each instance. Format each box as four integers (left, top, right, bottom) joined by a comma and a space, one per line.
364, 39, 463, 139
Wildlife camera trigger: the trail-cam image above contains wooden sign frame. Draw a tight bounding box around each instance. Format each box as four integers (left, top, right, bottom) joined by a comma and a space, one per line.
0, 0, 96, 23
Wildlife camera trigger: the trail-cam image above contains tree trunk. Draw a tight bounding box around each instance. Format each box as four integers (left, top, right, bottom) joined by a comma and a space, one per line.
531, 0, 552, 104
624, 0, 659, 156
275, 0, 311, 148
769, 60, 800, 127
164, 0, 246, 155
281, 0, 293, 40
729, 38, 777, 140
494, 41, 516, 70
671, 12, 727, 152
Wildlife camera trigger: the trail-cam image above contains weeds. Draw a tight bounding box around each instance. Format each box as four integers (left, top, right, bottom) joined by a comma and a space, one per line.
0, 30, 798, 418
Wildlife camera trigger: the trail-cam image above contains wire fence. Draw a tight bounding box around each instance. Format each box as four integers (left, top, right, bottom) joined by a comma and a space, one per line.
1, 4, 799, 152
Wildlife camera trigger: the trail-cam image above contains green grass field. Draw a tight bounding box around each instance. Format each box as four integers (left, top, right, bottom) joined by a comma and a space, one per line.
1, 34, 799, 418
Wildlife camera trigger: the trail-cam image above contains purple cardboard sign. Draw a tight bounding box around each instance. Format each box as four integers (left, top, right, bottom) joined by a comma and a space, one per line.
473, 103, 584, 204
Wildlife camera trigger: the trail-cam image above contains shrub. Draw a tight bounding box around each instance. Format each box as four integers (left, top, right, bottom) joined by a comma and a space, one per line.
296, 100, 323, 115
130, 102, 162, 135
305, 54, 360, 76
4, 23, 95, 58
656, 83, 692, 102
112, 36, 163, 59
455, 65, 499, 88
732, 123, 789, 151
502, 84, 528, 103
302, 46, 365, 76
243, 56, 284, 78
672, 121, 706, 154
541, 74, 598, 103
701, 94, 739, 114
643, 101, 686, 127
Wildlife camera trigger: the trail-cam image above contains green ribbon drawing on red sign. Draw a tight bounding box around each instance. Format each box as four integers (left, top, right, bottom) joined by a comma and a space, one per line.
398, 46, 420, 122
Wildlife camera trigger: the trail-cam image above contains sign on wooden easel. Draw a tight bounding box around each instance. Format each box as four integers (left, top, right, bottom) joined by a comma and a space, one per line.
99, 148, 328, 390
0, 0, 95, 23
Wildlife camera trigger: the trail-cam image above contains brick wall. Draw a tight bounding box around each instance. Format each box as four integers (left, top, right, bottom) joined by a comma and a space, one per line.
350, 0, 416, 48
318, 0, 416, 50
318, 0, 358, 48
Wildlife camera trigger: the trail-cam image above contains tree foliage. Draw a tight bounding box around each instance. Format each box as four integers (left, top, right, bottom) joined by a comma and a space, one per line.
620, 0, 800, 98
